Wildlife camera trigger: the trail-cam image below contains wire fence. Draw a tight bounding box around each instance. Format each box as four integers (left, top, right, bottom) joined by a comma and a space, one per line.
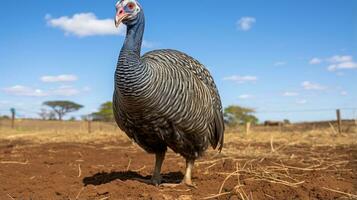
0, 107, 356, 135
1, 105, 357, 132
0, 118, 120, 134
1, 107, 356, 120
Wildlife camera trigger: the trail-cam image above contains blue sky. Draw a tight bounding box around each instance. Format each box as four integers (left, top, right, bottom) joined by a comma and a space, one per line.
0, 0, 356, 122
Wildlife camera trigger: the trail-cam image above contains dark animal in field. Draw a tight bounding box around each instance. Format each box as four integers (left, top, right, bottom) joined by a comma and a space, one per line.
112, 0, 224, 186
264, 121, 284, 127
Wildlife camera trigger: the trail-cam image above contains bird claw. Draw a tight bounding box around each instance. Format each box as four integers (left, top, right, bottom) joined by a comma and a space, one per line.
182, 179, 197, 188
132, 177, 152, 185
151, 177, 162, 186
159, 181, 197, 189
133, 177, 196, 188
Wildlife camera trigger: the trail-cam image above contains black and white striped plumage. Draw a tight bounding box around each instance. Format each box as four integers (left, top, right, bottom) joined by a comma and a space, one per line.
113, 0, 224, 186
114, 49, 224, 159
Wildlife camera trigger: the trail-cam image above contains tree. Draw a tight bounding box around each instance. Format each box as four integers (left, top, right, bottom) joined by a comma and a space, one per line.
91, 101, 114, 122
0, 115, 10, 120
38, 108, 49, 120
224, 105, 258, 127
43, 101, 83, 120
283, 119, 291, 125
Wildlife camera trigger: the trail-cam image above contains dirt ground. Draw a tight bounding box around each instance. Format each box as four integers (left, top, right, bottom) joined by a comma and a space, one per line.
1, 134, 356, 200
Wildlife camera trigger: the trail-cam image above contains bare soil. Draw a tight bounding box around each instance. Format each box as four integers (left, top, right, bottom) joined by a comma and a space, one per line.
0, 138, 356, 200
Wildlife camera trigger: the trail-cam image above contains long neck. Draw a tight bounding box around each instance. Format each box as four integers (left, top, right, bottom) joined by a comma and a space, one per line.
115, 12, 146, 91
117, 12, 145, 70
124, 14, 145, 54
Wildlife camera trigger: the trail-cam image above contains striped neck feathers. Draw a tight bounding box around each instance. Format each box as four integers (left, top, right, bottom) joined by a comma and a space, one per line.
118, 11, 145, 68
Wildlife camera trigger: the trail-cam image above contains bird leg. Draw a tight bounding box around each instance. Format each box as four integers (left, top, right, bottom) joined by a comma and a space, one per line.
151, 151, 165, 186
160, 158, 196, 188
182, 159, 196, 187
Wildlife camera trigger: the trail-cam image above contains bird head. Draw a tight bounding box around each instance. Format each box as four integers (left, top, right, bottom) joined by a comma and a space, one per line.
114, 0, 142, 27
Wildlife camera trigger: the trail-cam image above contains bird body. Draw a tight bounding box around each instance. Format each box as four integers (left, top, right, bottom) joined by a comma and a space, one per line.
114, 49, 224, 160
113, 0, 224, 186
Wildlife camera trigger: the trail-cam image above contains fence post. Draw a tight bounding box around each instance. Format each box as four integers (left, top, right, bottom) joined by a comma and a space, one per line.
336, 109, 342, 134
88, 119, 92, 134
354, 110, 357, 130
245, 122, 251, 135
10, 108, 16, 129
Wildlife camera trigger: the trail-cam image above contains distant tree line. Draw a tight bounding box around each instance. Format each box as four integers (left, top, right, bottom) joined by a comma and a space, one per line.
35, 100, 113, 122
90, 102, 114, 122
224, 105, 259, 127
35, 100, 259, 125
39, 101, 83, 121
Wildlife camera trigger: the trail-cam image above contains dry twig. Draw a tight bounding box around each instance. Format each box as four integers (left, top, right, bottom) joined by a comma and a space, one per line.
202, 192, 231, 200
270, 136, 275, 152
328, 122, 338, 135
219, 169, 239, 194
322, 187, 357, 198
7, 194, 15, 200
196, 158, 228, 166
126, 158, 132, 171
1, 160, 28, 165
132, 165, 146, 172
205, 163, 218, 171
233, 185, 249, 200
217, 162, 306, 189
75, 187, 84, 199
77, 164, 82, 178
264, 193, 275, 199
271, 161, 348, 172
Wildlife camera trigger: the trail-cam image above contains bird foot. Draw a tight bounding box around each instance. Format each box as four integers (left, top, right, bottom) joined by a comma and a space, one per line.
182, 179, 197, 188
151, 177, 162, 186
160, 180, 197, 189
131, 177, 161, 186
132, 177, 196, 188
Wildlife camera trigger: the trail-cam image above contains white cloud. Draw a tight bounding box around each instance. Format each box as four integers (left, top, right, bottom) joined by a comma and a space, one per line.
3, 85, 48, 97
327, 55, 353, 63
237, 17, 256, 31
46, 13, 126, 37
239, 94, 254, 99
3, 85, 81, 97
274, 61, 286, 66
41, 74, 78, 83
301, 81, 326, 91
296, 99, 307, 104
51, 86, 80, 96
325, 55, 357, 71
328, 62, 357, 71
309, 58, 322, 65
223, 75, 258, 83
309, 55, 356, 71
341, 91, 348, 96
283, 92, 299, 97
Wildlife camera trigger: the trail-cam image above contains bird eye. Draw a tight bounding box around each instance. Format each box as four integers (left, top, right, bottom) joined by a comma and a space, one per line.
127, 2, 135, 10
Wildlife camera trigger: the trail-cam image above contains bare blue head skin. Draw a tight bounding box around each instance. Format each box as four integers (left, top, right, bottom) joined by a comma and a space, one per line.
115, 0, 145, 54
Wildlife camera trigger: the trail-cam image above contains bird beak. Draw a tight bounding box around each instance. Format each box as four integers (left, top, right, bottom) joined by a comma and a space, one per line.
115, 7, 129, 28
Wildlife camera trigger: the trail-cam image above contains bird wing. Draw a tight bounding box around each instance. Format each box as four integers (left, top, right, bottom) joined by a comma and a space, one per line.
141, 49, 224, 150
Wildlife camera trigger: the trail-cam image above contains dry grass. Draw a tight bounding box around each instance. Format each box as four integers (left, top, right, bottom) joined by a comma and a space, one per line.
1, 119, 356, 146
200, 129, 356, 199
0, 120, 356, 162
0, 119, 129, 144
